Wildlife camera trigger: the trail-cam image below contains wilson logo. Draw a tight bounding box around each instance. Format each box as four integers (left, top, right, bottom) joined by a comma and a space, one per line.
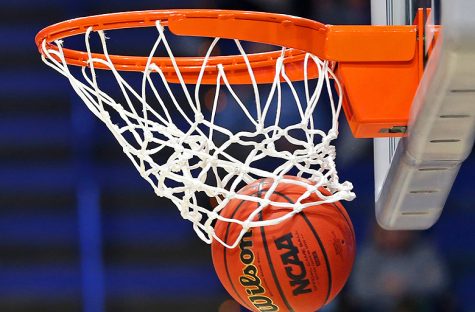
239, 230, 278, 312
275, 233, 312, 296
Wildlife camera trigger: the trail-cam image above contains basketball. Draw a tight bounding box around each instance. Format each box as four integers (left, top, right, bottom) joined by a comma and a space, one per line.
211, 176, 356, 312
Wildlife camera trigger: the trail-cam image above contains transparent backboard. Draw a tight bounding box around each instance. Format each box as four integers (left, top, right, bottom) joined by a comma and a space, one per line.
372, 0, 475, 229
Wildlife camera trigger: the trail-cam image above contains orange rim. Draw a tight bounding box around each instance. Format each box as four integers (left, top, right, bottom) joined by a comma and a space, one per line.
35, 9, 418, 84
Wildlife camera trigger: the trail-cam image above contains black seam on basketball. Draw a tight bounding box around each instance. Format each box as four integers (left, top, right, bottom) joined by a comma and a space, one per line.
299, 211, 333, 305
222, 197, 257, 310
274, 191, 333, 306
257, 185, 295, 312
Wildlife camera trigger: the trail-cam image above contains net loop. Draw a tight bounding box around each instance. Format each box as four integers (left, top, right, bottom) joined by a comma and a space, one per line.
39, 21, 355, 248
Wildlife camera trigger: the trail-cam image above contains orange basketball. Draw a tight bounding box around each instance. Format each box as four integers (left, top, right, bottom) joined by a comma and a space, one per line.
211, 176, 355, 312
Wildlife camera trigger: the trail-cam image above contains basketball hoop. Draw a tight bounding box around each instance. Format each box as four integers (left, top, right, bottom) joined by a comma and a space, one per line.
35, 9, 423, 247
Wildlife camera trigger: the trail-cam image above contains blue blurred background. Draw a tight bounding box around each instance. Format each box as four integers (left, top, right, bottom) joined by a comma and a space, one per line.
0, 0, 474, 311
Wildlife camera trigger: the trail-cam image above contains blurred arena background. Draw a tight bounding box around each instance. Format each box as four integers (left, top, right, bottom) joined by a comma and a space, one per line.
0, 0, 474, 311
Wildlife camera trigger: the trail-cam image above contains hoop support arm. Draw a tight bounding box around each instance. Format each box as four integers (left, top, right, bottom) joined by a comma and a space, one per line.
168, 12, 417, 62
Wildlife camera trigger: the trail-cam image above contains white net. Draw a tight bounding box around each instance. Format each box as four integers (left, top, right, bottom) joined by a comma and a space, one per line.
39, 21, 355, 248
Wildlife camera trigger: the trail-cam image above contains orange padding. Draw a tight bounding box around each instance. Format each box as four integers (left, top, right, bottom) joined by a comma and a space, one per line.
35, 9, 429, 138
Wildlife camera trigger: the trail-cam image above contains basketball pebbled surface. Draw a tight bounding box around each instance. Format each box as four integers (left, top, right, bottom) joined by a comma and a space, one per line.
211, 176, 356, 312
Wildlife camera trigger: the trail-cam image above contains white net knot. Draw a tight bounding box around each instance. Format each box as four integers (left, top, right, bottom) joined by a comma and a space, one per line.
242, 220, 252, 232
181, 207, 202, 223
293, 203, 304, 213
255, 123, 264, 133
194, 112, 204, 123
261, 199, 271, 208
325, 128, 338, 142
226, 191, 237, 200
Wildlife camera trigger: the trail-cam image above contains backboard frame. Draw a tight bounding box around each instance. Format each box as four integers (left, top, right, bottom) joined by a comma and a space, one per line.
373, 0, 475, 229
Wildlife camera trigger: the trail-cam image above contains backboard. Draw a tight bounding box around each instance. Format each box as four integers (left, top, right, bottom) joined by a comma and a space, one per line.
373, 0, 475, 229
